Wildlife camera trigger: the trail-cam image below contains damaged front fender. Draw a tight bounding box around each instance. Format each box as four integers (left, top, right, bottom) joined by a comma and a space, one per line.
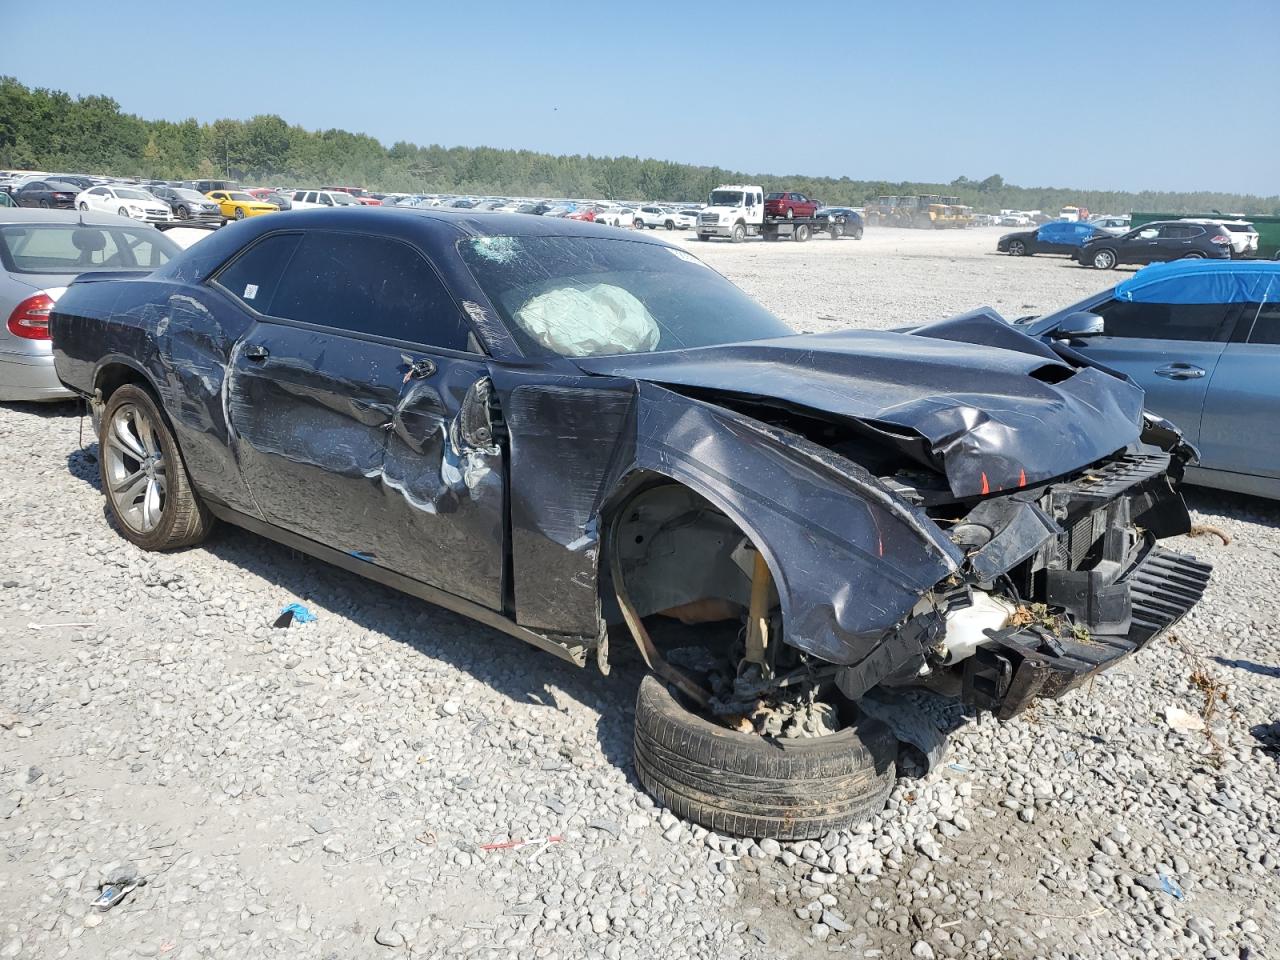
613, 383, 964, 666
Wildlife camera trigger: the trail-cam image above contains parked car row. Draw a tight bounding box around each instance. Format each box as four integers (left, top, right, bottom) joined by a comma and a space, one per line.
998, 216, 1256, 269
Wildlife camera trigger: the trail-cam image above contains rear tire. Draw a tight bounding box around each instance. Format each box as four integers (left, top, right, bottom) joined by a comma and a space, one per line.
633, 676, 896, 840
785, 207, 794, 219
99, 384, 213, 551
794, 224, 811, 242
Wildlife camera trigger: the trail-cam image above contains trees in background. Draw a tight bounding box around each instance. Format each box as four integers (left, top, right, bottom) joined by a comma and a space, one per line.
1, 77, 1276, 215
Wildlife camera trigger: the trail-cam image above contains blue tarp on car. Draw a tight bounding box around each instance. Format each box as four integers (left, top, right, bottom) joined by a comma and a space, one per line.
1115, 260, 1280, 304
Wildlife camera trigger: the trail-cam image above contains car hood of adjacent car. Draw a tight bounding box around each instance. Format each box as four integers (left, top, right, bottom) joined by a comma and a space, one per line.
574, 309, 1145, 499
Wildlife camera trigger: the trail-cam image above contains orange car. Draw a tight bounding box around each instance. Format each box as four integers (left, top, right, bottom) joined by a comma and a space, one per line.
206, 190, 278, 220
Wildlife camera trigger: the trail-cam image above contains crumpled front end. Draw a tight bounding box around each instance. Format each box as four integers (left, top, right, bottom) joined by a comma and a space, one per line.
835, 414, 1210, 719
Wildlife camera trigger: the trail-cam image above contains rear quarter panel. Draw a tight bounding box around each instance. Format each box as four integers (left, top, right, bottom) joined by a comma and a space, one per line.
51, 275, 260, 514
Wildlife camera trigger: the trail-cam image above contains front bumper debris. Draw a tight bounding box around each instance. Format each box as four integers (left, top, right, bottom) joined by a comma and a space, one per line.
962, 544, 1211, 720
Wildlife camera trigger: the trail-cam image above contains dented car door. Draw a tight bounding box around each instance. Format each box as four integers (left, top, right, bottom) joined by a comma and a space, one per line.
378, 353, 506, 610
222, 228, 504, 589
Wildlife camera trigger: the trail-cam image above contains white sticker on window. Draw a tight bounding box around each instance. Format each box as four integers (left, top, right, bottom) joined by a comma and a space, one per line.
243, 284, 258, 300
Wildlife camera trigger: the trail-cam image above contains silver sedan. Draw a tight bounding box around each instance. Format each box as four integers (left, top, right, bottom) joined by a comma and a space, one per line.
1019, 260, 1280, 499
0, 209, 182, 401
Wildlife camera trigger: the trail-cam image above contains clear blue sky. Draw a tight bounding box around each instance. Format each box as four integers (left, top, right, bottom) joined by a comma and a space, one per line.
8, 0, 1277, 195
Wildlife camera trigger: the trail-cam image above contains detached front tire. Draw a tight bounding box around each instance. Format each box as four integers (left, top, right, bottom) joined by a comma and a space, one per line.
100, 384, 213, 551
633, 675, 897, 840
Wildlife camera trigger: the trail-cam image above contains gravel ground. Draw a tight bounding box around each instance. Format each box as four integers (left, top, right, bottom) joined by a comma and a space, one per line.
1, 226, 1277, 959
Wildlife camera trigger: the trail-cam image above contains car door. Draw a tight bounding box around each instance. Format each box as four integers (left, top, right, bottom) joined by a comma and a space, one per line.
1196, 302, 1280, 483
1035, 223, 1064, 254
1122, 226, 1161, 265
1074, 298, 1241, 443
1152, 224, 1199, 262
221, 228, 505, 605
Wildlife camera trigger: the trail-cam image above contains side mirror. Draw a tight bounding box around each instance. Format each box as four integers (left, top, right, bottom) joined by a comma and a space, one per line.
1053, 312, 1105, 339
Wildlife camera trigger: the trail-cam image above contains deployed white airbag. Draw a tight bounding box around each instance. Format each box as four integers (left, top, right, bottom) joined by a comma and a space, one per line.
513, 283, 660, 357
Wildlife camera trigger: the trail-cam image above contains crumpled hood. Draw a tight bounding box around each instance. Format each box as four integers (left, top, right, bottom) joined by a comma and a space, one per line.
575, 310, 1145, 499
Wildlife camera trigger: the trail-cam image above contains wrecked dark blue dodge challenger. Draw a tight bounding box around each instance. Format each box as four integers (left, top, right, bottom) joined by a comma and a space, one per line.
50, 210, 1210, 838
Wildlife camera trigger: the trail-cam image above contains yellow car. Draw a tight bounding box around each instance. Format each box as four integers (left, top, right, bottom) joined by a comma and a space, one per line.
206, 190, 278, 221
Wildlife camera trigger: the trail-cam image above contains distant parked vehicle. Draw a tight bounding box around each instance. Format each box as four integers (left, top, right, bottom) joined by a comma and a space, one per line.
9, 180, 81, 209
0, 208, 180, 401
998, 213, 1032, 226
147, 185, 223, 223
1020, 260, 1280, 499
1074, 221, 1233, 270
998, 221, 1103, 257
1089, 216, 1131, 236
247, 188, 292, 211
289, 190, 362, 211
45, 174, 96, 191
322, 186, 382, 206
595, 206, 637, 227
632, 206, 672, 229
565, 208, 597, 222
764, 191, 819, 219
816, 207, 864, 239
206, 190, 278, 221
76, 185, 172, 223
1179, 219, 1258, 258
185, 179, 238, 194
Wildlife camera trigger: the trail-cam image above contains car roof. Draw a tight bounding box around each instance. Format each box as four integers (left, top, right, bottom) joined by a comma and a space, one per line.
0, 208, 143, 227
1114, 260, 1280, 305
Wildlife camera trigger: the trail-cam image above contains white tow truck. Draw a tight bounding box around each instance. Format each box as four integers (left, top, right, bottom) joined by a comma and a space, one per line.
695, 184, 838, 242
695, 185, 764, 242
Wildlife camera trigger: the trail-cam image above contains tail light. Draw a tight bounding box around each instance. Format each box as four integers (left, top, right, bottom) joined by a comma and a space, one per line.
1209, 234, 1232, 245
7, 292, 55, 340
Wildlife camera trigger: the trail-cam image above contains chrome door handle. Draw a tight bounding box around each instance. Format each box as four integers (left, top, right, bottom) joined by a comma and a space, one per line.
1153, 363, 1205, 380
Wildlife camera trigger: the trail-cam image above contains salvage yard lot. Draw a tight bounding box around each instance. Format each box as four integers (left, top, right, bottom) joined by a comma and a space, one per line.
1, 226, 1277, 959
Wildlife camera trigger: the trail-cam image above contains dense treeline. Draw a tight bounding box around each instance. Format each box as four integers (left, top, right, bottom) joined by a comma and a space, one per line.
2, 77, 1276, 215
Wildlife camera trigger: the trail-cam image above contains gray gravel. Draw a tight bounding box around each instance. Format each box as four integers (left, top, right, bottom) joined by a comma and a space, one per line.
1, 227, 1277, 959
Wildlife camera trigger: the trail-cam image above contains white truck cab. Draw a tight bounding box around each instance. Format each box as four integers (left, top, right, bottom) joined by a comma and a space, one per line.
696, 184, 764, 242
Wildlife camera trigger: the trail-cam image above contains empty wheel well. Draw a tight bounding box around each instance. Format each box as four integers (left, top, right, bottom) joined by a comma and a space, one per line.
95, 363, 153, 404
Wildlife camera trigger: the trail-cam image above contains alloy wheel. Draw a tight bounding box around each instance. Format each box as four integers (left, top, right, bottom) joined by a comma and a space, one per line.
103, 404, 168, 534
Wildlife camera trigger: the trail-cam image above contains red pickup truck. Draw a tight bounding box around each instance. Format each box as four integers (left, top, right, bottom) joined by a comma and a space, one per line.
764, 191, 819, 219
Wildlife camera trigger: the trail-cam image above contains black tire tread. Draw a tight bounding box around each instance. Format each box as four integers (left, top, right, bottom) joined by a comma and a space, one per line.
633, 675, 895, 839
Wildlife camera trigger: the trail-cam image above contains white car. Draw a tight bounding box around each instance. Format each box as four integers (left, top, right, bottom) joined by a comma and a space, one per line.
634, 205, 684, 230
1089, 216, 1131, 236
595, 206, 636, 227
1180, 218, 1258, 257
76, 185, 172, 223
289, 189, 363, 211
670, 209, 698, 230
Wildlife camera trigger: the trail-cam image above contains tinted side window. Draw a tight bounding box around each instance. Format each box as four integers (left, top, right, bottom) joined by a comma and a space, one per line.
1095, 300, 1233, 342
1247, 304, 1280, 345
268, 232, 471, 350
213, 233, 302, 310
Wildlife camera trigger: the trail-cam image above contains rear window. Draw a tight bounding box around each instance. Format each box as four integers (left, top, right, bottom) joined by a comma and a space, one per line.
0, 223, 180, 275
765, 193, 783, 200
